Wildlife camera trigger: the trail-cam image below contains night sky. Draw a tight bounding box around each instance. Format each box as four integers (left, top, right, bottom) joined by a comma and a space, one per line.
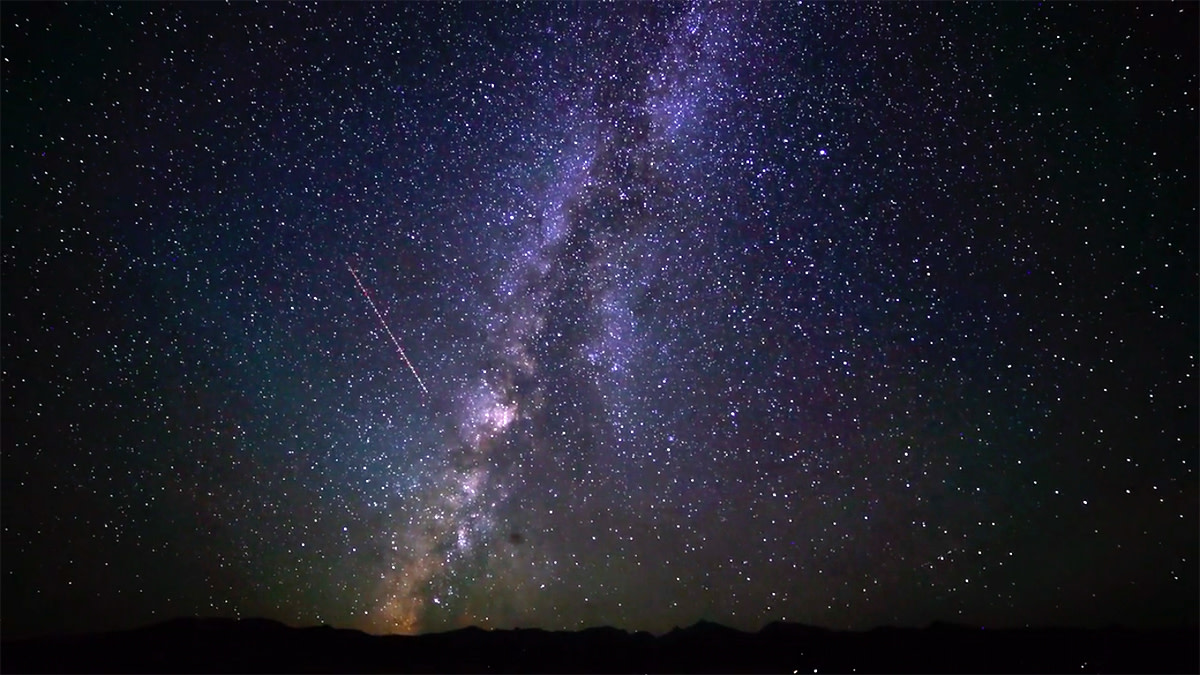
2, 2, 1197, 640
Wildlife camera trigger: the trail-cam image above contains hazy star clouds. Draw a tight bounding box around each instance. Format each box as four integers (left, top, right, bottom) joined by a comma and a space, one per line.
363, 4, 767, 633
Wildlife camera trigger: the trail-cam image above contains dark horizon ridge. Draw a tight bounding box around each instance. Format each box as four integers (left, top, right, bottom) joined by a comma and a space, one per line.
3, 615, 1196, 674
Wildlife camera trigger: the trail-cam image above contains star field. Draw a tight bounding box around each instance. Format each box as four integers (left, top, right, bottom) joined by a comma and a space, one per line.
2, 2, 1197, 639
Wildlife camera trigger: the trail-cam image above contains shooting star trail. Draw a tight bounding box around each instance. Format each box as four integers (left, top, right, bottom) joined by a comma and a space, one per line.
347, 263, 429, 395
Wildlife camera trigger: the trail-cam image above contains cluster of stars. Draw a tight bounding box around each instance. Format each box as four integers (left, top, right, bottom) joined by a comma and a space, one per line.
1, 2, 1195, 640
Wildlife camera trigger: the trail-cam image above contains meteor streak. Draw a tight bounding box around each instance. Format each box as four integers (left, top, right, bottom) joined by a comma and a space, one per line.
347, 263, 429, 395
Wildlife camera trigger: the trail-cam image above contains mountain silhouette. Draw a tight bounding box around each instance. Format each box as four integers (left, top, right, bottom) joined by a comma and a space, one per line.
2, 617, 1195, 673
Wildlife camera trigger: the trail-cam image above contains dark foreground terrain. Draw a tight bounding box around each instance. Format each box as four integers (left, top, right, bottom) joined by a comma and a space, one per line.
2, 617, 1196, 673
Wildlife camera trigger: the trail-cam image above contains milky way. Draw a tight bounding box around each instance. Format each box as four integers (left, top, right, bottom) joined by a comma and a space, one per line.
2, 2, 1196, 638
367, 4, 765, 632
